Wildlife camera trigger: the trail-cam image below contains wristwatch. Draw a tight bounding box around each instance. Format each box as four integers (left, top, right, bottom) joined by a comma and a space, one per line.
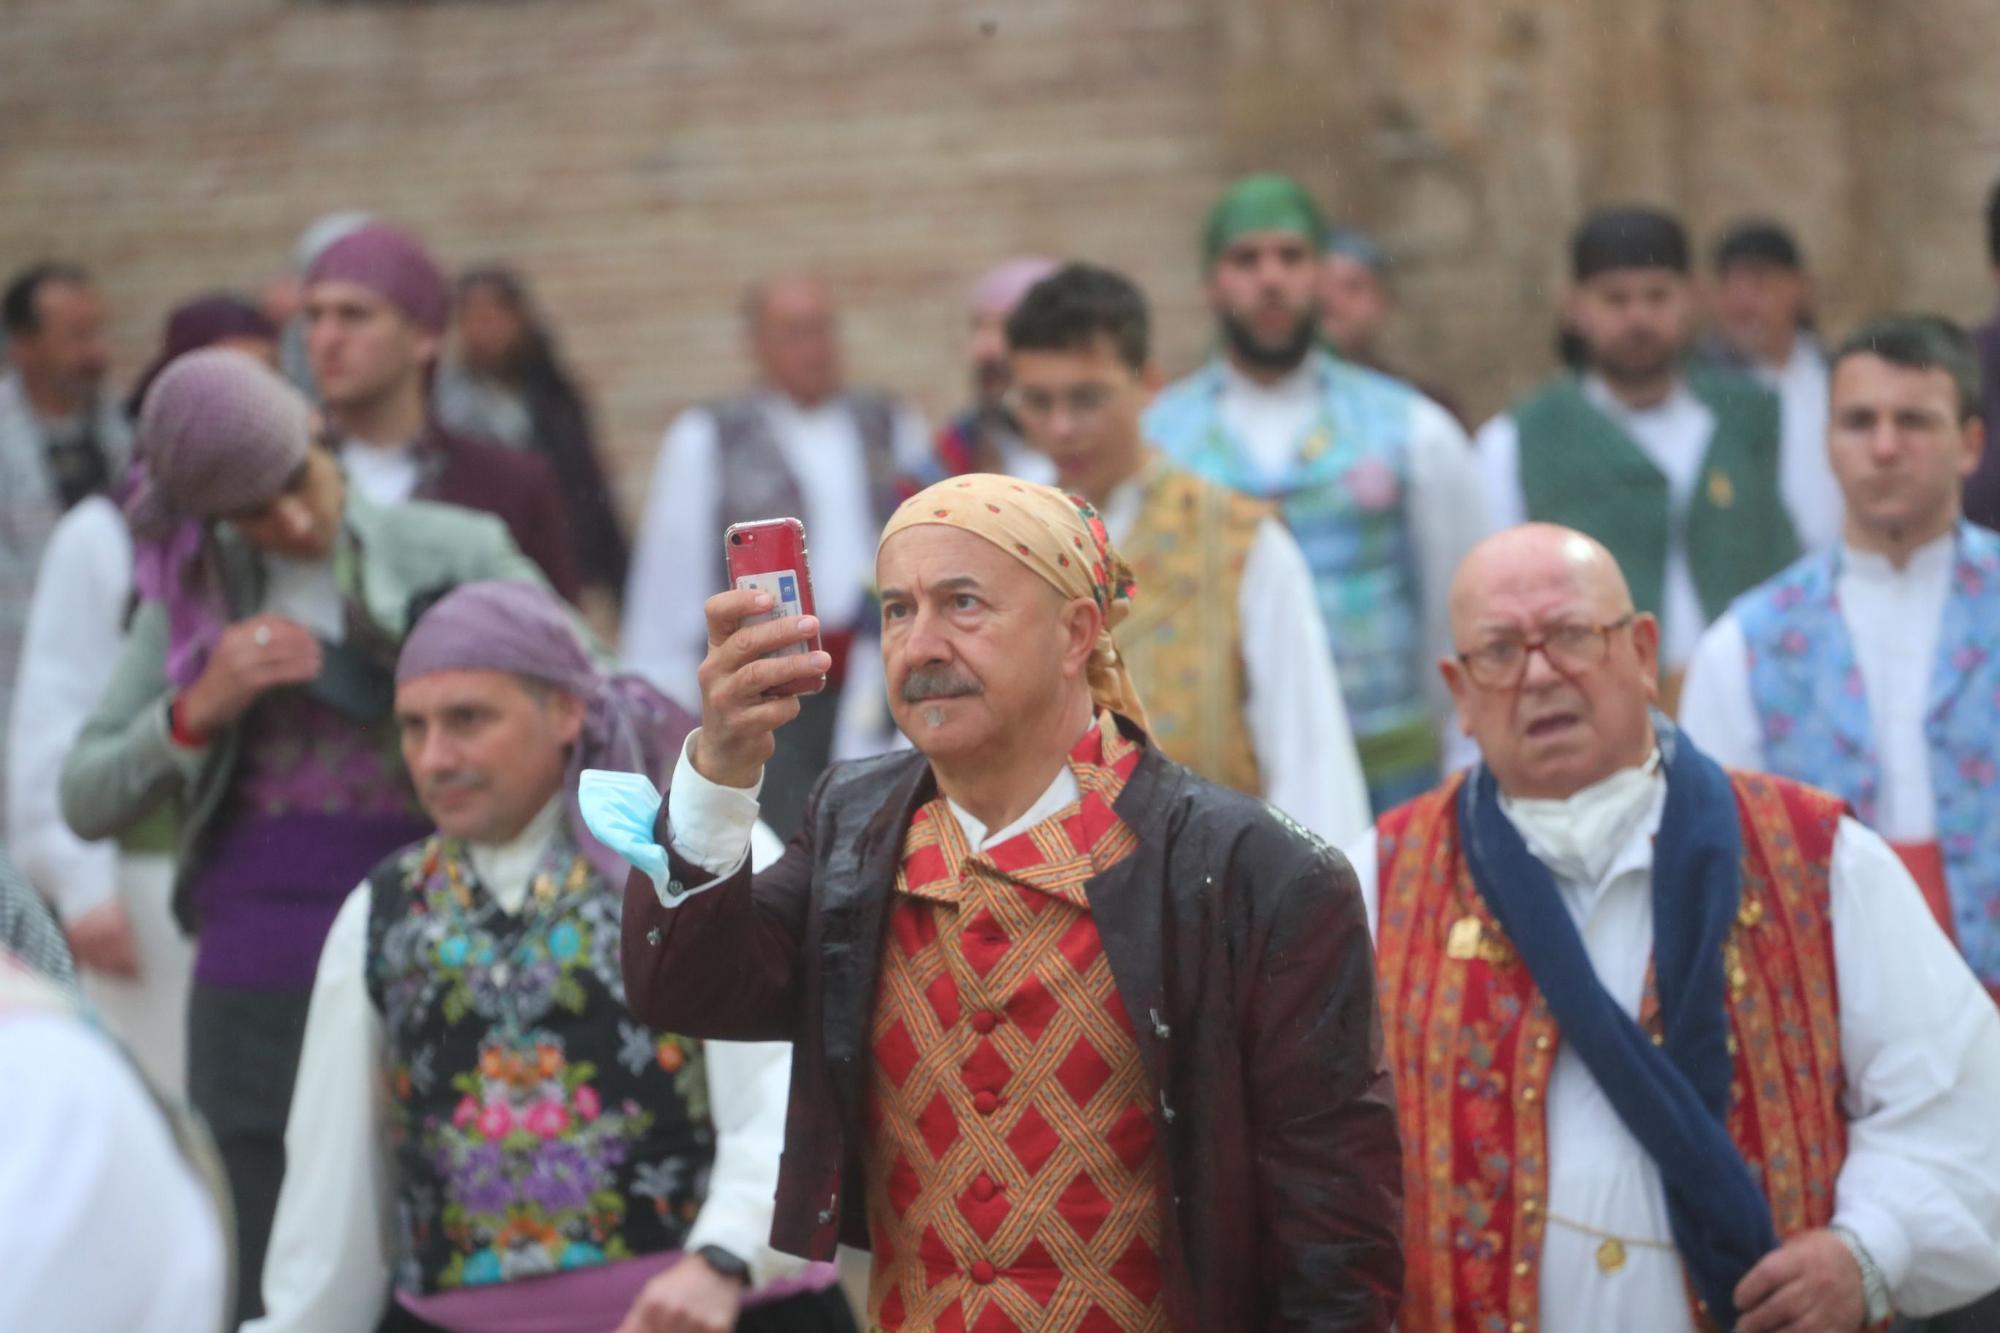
693, 1244, 751, 1285
1829, 1225, 1892, 1324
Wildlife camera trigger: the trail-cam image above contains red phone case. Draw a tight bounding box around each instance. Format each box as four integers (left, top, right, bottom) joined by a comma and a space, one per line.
723, 517, 827, 697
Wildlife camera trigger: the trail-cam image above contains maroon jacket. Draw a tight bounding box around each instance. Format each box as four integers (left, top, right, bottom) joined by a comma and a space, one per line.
414, 423, 581, 601
622, 716, 1404, 1331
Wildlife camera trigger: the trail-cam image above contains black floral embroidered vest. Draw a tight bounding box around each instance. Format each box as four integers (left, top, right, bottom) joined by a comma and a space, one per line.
365, 829, 715, 1293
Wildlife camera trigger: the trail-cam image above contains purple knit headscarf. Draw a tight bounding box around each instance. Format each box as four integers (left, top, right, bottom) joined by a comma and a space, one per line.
127, 349, 318, 689
397, 581, 695, 884
303, 222, 450, 335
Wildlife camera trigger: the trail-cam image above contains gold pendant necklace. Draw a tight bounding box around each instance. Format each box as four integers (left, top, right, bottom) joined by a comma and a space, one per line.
1595, 1237, 1628, 1273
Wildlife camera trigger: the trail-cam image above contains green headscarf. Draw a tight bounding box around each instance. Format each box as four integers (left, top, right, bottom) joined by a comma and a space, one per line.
1202, 174, 1327, 269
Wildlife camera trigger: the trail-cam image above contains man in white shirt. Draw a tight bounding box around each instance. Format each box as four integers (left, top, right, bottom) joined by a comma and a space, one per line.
622, 275, 930, 836
1004, 260, 1369, 843
1477, 206, 1800, 703
1345, 521, 2000, 1332
1703, 220, 1843, 551
251, 580, 848, 1333
1146, 174, 1488, 813
1682, 317, 2000, 1015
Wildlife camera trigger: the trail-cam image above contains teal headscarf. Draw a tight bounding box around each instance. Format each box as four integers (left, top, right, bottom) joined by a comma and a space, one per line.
1202, 174, 1327, 269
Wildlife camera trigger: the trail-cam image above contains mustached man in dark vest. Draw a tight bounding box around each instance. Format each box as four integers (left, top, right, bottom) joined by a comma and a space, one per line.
1343, 523, 2000, 1333
623, 275, 931, 839
585, 475, 1403, 1332
248, 581, 853, 1333
1476, 207, 1801, 713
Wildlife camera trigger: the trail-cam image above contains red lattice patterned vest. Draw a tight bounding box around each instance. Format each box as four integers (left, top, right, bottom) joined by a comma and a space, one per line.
1374, 769, 1849, 1332
864, 717, 1167, 1333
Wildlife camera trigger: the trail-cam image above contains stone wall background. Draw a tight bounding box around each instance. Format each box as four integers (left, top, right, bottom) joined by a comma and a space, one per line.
4, 0, 1996, 519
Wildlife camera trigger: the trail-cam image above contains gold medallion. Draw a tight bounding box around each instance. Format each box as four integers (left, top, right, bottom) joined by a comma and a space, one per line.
1596, 1237, 1628, 1273
1447, 915, 1483, 960
1707, 468, 1736, 508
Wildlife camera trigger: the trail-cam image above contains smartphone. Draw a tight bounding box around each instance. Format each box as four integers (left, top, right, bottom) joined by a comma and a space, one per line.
723, 517, 827, 697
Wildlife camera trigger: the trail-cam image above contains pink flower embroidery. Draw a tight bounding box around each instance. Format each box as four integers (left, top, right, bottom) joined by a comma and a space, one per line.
525, 1099, 571, 1140
1343, 457, 1401, 512
477, 1102, 513, 1140
452, 1094, 479, 1129
574, 1085, 602, 1122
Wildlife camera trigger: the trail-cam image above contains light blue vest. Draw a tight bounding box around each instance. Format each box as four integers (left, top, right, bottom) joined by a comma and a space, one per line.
1734, 523, 2000, 988
1146, 352, 1430, 779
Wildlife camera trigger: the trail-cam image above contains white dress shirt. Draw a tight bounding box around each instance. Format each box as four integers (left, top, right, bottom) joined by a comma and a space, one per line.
1478, 377, 1717, 669
621, 393, 930, 711
1098, 468, 1371, 844
0, 1006, 226, 1333
1679, 532, 1954, 842
1341, 764, 2000, 1329
1757, 336, 1841, 553
250, 799, 806, 1333
339, 439, 423, 507
4, 496, 194, 1096
1217, 358, 1489, 771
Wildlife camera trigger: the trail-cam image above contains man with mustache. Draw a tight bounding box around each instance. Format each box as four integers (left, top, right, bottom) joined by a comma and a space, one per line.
1475, 206, 1799, 711
1344, 521, 2000, 1333
585, 475, 1404, 1331
1146, 174, 1489, 815
57, 350, 561, 1320
249, 581, 852, 1333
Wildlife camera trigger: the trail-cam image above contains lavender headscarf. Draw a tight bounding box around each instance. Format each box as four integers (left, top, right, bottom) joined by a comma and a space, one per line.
304, 222, 450, 336
126, 348, 318, 688
396, 581, 695, 885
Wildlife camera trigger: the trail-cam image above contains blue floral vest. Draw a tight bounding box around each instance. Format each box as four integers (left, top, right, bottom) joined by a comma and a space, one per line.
1734, 522, 2000, 987
364, 829, 716, 1293
1145, 352, 1433, 788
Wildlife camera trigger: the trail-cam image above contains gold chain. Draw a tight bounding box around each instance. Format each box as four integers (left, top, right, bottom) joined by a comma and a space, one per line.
1544, 1210, 1677, 1274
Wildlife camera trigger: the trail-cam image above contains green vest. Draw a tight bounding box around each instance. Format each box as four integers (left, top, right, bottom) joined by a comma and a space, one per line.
1510, 368, 1798, 628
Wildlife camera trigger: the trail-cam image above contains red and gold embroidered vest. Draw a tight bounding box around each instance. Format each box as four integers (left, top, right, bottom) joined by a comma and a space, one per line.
864, 717, 1168, 1333
1374, 770, 1848, 1332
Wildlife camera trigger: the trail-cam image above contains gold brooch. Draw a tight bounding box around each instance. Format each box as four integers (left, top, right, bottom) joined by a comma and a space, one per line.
1706, 468, 1736, 508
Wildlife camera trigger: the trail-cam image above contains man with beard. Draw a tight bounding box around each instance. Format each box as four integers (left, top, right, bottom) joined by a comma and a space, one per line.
585, 475, 1404, 1331
1147, 174, 1488, 813
1476, 206, 1798, 710
930, 258, 1061, 482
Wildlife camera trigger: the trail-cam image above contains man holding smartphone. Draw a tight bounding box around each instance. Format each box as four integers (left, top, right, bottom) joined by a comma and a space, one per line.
58, 349, 562, 1322
586, 476, 1403, 1331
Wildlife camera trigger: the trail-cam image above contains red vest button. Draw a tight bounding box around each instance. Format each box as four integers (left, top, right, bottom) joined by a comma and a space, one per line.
970, 1260, 997, 1285
971, 1010, 999, 1034
973, 1089, 1000, 1115
970, 1174, 998, 1201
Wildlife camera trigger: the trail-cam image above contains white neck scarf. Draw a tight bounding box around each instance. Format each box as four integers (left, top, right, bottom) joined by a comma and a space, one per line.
1499, 750, 1663, 888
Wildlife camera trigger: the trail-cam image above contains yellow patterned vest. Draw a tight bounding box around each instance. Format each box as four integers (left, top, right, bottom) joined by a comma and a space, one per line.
1113, 462, 1270, 797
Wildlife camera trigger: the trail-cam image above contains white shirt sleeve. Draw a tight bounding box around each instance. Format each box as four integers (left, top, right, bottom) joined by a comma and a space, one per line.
1238, 517, 1371, 844
621, 410, 721, 715
0, 1012, 227, 1333
1472, 411, 1527, 530
1338, 827, 1382, 944
1674, 615, 1766, 772
683, 1040, 808, 1287
1407, 399, 1493, 737
1826, 816, 2000, 1316
5, 499, 132, 923
662, 731, 767, 889
247, 885, 394, 1333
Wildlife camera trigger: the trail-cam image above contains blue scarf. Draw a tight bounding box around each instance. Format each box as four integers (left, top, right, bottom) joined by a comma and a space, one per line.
1457, 722, 1777, 1328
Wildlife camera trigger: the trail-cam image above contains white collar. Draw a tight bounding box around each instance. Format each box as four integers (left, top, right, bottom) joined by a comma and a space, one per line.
1500, 750, 1665, 890
1582, 373, 1694, 423
1218, 354, 1317, 405
466, 796, 567, 916
1095, 456, 1163, 547
1840, 527, 1958, 583
945, 756, 1084, 852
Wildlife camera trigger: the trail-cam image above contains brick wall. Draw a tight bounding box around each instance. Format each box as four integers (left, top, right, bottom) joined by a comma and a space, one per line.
4, 0, 1996, 524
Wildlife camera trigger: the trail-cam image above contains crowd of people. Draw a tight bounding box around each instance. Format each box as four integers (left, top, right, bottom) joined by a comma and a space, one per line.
2, 170, 1999, 1333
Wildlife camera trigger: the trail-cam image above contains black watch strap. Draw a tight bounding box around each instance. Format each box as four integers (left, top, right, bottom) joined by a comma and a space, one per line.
693, 1244, 751, 1283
